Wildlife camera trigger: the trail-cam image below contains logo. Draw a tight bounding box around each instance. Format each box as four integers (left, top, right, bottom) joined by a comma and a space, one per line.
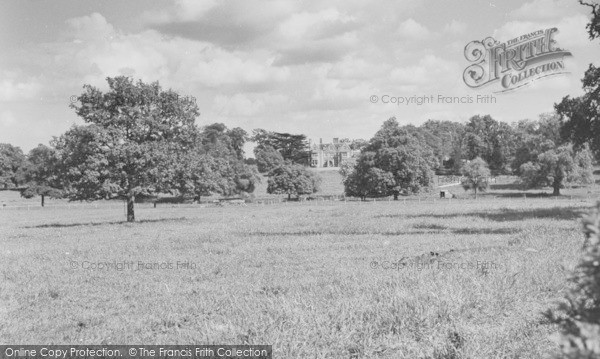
463, 28, 572, 93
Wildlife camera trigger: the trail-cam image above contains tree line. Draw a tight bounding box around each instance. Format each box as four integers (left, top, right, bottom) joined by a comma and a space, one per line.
339, 112, 596, 200
1, 78, 262, 221
1, 72, 598, 218
340, 0, 600, 202
1, 90, 598, 215
0, 77, 327, 220
3, 0, 600, 219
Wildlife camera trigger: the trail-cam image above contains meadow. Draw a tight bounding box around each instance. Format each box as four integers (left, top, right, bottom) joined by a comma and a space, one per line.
1, 173, 599, 358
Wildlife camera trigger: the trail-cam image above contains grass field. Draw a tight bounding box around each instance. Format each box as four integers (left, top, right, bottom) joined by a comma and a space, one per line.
1, 183, 599, 358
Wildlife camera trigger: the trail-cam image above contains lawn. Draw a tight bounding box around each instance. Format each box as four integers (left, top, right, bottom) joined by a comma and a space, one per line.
1, 189, 598, 358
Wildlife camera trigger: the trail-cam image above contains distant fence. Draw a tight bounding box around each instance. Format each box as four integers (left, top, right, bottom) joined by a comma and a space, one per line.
436, 175, 499, 186
1, 193, 597, 211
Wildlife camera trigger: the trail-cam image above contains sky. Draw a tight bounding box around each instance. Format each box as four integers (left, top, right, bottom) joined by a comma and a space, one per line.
1, 0, 599, 156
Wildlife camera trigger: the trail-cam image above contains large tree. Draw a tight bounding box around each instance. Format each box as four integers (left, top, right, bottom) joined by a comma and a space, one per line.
57, 76, 199, 222
341, 118, 437, 200
364, 118, 437, 198
267, 164, 321, 200
420, 120, 466, 171
545, 200, 600, 358
252, 129, 310, 165
349, 138, 369, 151
171, 151, 258, 202
201, 123, 248, 160
463, 115, 516, 174
254, 145, 285, 173
543, 8, 600, 355
580, 0, 600, 39
21, 144, 63, 207
511, 113, 563, 175
171, 123, 259, 201
343, 152, 395, 201
0, 143, 28, 189
555, 65, 600, 160
461, 157, 490, 199
554, 1, 600, 159
519, 145, 594, 196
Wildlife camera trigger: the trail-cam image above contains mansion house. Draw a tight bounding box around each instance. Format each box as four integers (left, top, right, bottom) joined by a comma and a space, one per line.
309, 138, 359, 168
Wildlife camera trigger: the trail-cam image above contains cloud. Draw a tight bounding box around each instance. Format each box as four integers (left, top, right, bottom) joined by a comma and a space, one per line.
277, 9, 358, 41
397, 18, 432, 39
510, 0, 577, 20
169, 0, 219, 22
493, 14, 590, 48
0, 74, 41, 102
186, 46, 290, 87
390, 55, 459, 87
273, 36, 357, 66
307, 63, 378, 110
327, 56, 388, 80
444, 20, 467, 35
65, 12, 116, 42
270, 9, 360, 66
213, 93, 265, 117
53, 13, 292, 92
146, 0, 294, 46
150, 5, 361, 66
212, 93, 289, 117
0, 110, 16, 127
142, 0, 218, 24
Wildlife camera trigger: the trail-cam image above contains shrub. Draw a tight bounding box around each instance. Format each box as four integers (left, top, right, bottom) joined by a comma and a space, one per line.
545, 201, 600, 358
460, 157, 490, 199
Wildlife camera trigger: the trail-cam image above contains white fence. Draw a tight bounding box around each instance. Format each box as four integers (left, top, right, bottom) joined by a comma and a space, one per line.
1, 193, 597, 211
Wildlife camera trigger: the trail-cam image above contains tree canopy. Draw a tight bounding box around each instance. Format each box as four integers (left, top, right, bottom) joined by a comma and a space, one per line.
267, 164, 321, 200
170, 123, 259, 201
58, 76, 201, 221
252, 129, 310, 165
519, 144, 594, 196
462, 115, 516, 174
20, 144, 63, 207
343, 118, 436, 200
555, 65, 600, 160
580, 0, 600, 40
511, 113, 563, 175
554, 1, 600, 160
0, 143, 27, 189
254, 145, 285, 173
343, 152, 395, 200
545, 200, 600, 358
461, 157, 491, 199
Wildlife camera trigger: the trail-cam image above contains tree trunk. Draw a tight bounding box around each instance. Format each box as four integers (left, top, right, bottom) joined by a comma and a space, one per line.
288, 193, 291, 200
41, 195, 45, 207
474, 187, 477, 199
553, 173, 563, 196
394, 193, 398, 200
553, 183, 560, 196
127, 194, 135, 222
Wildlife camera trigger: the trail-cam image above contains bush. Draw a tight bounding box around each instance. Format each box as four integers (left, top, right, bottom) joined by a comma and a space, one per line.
545, 201, 600, 358
267, 164, 321, 199
460, 157, 490, 199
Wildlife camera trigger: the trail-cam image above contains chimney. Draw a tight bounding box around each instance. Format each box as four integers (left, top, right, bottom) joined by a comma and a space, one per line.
333, 138, 339, 144
319, 138, 322, 145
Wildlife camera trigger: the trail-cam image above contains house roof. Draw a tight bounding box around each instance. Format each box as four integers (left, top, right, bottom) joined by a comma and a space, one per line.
311, 143, 352, 152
